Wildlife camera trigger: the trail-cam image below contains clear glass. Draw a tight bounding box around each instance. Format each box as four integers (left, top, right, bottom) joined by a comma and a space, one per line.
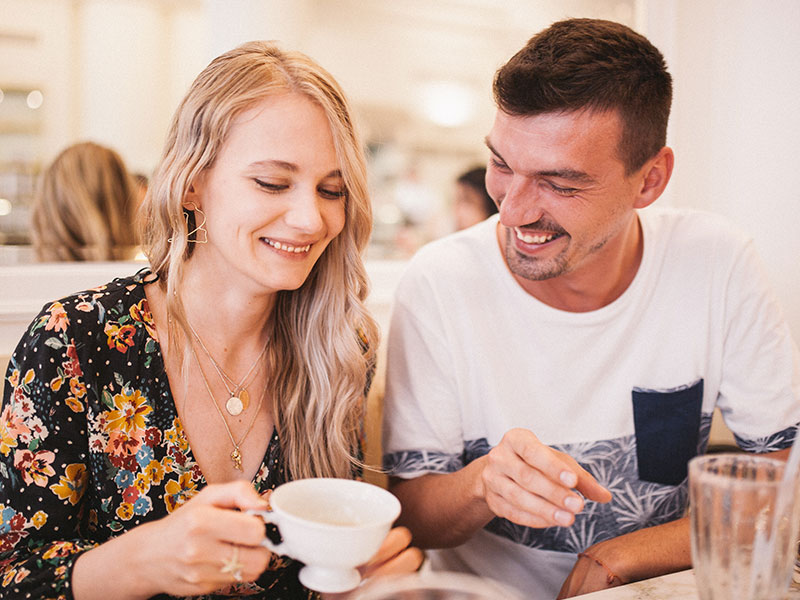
348, 571, 524, 600
689, 454, 800, 600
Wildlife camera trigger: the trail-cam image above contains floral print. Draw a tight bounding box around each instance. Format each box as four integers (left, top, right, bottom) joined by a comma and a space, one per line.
0, 270, 318, 599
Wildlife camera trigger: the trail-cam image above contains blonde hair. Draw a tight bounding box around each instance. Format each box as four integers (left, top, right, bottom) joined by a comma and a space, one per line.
31, 142, 139, 261
139, 41, 378, 480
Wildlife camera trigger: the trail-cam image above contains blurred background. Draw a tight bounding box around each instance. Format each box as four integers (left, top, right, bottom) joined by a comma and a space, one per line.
1, 0, 799, 338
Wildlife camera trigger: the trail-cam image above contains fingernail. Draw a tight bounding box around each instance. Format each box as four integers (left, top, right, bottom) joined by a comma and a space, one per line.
560, 470, 577, 487
555, 510, 573, 526
564, 496, 582, 512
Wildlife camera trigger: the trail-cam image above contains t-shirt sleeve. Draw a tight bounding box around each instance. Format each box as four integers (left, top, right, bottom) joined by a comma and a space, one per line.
381, 266, 466, 479
716, 239, 800, 450
0, 301, 97, 599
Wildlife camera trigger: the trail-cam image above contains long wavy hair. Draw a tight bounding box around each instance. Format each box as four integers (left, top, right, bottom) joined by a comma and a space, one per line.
32, 142, 139, 261
139, 42, 378, 480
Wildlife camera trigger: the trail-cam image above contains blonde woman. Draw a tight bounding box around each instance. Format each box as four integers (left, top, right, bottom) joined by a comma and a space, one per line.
0, 42, 421, 599
31, 141, 140, 261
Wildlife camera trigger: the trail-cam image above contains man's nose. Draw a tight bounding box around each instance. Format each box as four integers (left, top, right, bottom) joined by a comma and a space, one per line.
498, 176, 544, 227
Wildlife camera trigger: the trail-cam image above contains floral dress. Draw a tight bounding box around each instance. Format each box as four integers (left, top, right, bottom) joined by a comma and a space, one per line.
0, 270, 319, 599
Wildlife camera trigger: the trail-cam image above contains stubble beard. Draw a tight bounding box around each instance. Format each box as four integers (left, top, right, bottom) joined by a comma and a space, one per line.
502, 227, 570, 281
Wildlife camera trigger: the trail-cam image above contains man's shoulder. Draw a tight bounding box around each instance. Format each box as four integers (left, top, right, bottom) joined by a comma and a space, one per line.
643, 206, 752, 250
393, 219, 499, 307
405, 218, 497, 277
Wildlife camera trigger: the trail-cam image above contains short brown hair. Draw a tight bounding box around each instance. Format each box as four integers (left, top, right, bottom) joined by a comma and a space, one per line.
493, 18, 672, 174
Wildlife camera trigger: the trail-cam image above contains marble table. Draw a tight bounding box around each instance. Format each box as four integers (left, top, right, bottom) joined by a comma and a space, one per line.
578, 569, 800, 599
578, 570, 698, 599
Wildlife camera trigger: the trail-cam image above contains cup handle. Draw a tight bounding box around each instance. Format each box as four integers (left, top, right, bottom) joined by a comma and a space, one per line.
247, 509, 288, 556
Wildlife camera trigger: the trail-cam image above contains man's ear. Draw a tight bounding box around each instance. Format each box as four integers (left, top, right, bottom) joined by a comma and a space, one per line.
633, 146, 674, 209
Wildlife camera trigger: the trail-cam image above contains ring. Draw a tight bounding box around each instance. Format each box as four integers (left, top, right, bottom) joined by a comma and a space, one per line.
220, 545, 244, 582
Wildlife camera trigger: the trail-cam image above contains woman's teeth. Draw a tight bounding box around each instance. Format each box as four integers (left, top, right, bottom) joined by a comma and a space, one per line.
265, 239, 311, 253
515, 229, 557, 244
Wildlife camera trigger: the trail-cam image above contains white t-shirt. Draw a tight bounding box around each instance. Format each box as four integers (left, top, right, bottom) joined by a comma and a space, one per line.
382, 207, 800, 599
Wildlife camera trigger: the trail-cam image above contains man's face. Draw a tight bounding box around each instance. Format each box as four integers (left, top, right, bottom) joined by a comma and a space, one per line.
485, 109, 642, 288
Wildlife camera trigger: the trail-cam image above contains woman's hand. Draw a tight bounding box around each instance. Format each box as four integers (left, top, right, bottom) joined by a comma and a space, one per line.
323, 527, 424, 599
73, 480, 273, 600
358, 526, 424, 579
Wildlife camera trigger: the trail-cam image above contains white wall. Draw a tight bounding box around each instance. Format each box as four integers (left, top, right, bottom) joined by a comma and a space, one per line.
641, 0, 800, 341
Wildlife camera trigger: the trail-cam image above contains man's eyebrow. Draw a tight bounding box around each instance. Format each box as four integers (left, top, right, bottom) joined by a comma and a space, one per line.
484, 137, 596, 184
537, 169, 596, 184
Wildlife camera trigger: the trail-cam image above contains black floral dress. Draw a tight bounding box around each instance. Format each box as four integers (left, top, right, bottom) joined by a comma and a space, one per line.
0, 270, 321, 599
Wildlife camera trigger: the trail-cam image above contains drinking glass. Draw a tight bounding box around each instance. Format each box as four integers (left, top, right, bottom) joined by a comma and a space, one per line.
689, 454, 800, 600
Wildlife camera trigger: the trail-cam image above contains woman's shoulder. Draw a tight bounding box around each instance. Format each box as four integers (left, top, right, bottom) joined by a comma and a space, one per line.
24, 268, 153, 343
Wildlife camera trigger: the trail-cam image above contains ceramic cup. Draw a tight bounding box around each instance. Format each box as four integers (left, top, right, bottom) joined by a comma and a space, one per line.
249, 478, 401, 593
689, 454, 800, 600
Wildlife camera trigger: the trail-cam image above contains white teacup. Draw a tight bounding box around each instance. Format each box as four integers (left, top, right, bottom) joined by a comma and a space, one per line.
249, 478, 401, 593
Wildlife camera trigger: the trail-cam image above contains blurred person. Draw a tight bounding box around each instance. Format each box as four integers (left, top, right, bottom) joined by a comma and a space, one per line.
1, 41, 421, 599
31, 141, 140, 261
132, 172, 150, 208
382, 18, 800, 599
453, 167, 497, 230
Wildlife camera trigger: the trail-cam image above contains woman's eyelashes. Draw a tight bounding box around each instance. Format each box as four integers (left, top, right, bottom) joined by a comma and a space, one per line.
253, 179, 346, 199
254, 179, 288, 192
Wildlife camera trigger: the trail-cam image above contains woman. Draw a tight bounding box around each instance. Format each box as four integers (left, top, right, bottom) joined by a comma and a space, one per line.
0, 42, 420, 598
453, 166, 497, 231
31, 141, 140, 261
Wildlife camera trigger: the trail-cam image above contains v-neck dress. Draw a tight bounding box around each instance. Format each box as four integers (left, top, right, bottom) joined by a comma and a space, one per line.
0, 270, 320, 599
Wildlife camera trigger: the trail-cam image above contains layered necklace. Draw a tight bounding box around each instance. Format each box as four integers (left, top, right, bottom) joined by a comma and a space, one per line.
186, 321, 268, 416
191, 345, 267, 471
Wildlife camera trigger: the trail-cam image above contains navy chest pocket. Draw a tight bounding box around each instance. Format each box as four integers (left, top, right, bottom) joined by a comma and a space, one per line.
632, 379, 704, 485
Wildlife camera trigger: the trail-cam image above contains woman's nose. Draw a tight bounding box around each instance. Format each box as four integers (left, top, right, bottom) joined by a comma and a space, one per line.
284, 190, 325, 234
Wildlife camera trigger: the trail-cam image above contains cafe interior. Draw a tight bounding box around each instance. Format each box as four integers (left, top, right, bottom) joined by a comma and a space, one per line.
1, 0, 799, 596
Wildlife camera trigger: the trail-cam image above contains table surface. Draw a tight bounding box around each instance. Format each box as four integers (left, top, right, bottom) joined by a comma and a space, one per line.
577, 569, 800, 599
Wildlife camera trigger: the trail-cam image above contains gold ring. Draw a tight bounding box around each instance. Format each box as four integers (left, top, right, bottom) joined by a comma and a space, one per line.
220, 545, 244, 582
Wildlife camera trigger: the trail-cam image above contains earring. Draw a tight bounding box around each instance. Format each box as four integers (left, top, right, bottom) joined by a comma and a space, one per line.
168, 202, 208, 244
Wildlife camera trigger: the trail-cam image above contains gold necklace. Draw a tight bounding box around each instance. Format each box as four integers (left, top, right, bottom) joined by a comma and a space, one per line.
186, 320, 268, 417
191, 346, 267, 471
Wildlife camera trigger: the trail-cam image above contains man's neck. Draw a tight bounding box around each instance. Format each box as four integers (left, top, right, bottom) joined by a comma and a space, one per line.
502, 216, 644, 313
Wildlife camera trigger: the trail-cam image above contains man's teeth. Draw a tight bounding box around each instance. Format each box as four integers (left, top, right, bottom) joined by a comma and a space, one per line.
265, 239, 311, 253
515, 229, 556, 244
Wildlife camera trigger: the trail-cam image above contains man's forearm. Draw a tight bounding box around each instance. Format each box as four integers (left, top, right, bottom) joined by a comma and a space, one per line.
585, 517, 691, 584
389, 456, 494, 548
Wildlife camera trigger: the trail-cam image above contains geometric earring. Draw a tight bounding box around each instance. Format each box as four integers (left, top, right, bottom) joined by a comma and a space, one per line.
168, 202, 208, 244
184, 202, 208, 244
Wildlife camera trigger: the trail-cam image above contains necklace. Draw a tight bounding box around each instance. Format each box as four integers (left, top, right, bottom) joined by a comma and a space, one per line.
191, 346, 267, 471
187, 321, 268, 417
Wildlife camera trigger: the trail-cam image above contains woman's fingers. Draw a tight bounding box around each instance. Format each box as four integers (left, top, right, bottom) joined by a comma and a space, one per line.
365, 527, 413, 567
359, 527, 424, 579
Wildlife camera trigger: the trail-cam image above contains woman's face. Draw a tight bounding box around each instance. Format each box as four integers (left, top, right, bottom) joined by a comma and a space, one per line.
187, 93, 347, 295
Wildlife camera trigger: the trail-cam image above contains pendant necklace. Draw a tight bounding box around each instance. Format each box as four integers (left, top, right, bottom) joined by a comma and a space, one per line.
191, 346, 267, 471
187, 321, 268, 417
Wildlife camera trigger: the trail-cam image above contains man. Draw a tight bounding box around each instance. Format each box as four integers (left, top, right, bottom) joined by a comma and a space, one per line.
382, 18, 800, 599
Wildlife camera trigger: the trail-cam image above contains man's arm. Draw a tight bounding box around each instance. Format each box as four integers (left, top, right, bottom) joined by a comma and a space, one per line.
557, 447, 792, 599
390, 428, 612, 549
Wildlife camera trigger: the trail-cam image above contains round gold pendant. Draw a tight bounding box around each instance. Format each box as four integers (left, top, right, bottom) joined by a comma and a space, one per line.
226, 396, 244, 416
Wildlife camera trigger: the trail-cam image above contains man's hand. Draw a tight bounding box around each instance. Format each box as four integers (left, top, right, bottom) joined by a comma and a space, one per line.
480, 428, 612, 528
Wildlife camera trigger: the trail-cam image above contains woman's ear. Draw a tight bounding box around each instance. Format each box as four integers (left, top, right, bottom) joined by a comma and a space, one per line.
633, 146, 674, 209
183, 179, 202, 211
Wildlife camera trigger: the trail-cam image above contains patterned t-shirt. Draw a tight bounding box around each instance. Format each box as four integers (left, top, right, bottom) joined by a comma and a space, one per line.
382, 208, 800, 598
0, 270, 316, 600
